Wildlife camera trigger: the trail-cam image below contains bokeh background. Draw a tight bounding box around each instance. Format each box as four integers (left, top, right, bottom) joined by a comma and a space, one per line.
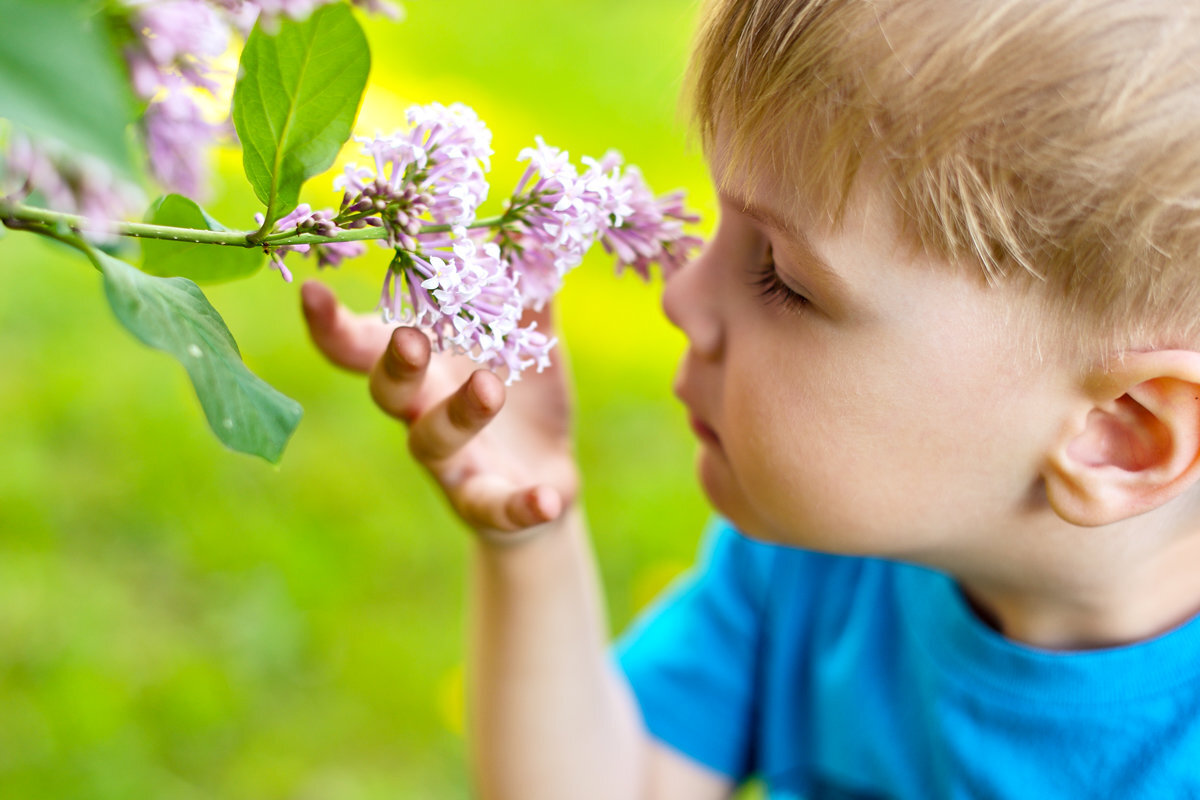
0, 1, 767, 797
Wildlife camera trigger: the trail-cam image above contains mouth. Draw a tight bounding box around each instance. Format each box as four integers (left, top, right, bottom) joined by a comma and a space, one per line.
673, 359, 721, 447
687, 412, 721, 447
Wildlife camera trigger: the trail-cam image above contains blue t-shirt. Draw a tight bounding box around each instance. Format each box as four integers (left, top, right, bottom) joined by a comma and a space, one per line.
614, 519, 1200, 798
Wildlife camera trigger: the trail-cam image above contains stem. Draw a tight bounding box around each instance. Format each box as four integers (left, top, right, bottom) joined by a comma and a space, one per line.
0, 200, 512, 249
2, 200, 255, 246
3, 217, 99, 270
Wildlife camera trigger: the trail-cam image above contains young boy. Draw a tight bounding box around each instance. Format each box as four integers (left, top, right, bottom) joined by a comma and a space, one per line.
301, 0, 1200, 796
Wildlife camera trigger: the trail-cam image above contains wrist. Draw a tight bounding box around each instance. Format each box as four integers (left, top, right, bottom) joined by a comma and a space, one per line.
471, 505, 584, 557
474, 523, 557, 548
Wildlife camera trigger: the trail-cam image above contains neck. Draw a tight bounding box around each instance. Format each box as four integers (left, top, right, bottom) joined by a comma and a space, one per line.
943, 514, 1200, 651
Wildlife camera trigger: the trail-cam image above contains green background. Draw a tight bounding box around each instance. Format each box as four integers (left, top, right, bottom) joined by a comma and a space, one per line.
0, 1, 769, 797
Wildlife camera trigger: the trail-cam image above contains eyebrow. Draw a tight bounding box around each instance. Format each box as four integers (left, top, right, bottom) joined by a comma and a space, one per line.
729, 195, 805, 240
721, 192, 849, 294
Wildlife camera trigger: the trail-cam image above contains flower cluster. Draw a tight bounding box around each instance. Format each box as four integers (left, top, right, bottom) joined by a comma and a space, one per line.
121, 0, 401, 199
333, 102, 493, 250
217, 0, 401, 30
122, 0, 231, 198
596, 161, 703, 282
384, 240, 555, 378
264, 102, 701, 382
0, 133, 145, 242
500, 141, 702, 308
2, 0, 403, 213
256, 203, 371, 282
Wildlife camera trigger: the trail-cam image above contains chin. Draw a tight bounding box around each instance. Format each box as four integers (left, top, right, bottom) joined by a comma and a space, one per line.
696, 450, 773, 541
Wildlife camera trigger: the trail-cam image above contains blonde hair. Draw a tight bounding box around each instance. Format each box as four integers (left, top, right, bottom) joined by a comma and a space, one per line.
690, 0, 1200, 354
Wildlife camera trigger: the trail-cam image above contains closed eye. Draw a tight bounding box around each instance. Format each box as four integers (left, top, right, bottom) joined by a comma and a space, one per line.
751, 242, 809, 311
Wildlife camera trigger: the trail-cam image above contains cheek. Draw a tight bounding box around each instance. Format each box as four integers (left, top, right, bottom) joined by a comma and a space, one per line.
719, 351, 868, 529
717, 319, 1049, 547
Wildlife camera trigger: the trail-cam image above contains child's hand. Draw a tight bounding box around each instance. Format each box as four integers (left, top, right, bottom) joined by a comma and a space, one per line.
300, 280, 578, 540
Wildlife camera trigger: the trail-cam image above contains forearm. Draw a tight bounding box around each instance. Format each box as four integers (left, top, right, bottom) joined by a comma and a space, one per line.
467, 506, 646, 800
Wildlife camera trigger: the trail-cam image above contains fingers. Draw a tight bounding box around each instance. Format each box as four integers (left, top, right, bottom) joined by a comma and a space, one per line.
368, 325, 433, 422
451, 477, 563, 533
300, 280, 388, 373
408, 369, 504, 461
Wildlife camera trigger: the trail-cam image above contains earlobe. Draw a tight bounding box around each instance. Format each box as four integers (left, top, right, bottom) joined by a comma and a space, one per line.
1043, 350, 1200, 527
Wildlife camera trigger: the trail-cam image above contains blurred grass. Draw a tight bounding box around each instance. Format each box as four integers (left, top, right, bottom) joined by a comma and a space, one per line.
0, 1, 742, 797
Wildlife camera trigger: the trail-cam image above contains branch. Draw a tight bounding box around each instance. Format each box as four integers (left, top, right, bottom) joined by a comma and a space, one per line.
0, 199, 508, 249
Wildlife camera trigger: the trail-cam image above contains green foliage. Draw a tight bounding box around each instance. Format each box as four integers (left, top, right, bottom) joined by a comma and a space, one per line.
140, 194, 265, 284
89, 245, 302, 462
0, 0, 136, 175
234, 4, 370, 228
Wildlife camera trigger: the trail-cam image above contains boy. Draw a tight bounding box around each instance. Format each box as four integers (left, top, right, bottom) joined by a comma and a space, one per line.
301, 0, 1200, 796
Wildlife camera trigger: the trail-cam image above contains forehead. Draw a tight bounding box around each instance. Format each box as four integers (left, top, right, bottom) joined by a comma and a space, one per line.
705, 109, 868, 240
708, 119, 888, 244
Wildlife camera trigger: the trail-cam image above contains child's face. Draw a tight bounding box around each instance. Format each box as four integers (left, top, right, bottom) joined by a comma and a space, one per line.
664, 163, 1079, 561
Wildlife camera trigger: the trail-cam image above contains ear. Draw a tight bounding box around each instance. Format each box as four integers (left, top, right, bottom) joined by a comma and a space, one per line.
1043, 350, 1200, 527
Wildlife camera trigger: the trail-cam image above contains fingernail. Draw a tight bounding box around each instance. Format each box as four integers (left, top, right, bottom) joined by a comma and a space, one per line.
388, 330, 421, 372
468, 371, 501, 414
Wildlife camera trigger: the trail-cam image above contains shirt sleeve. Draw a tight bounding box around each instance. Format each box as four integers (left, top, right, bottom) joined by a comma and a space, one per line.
612, 518, 778, 781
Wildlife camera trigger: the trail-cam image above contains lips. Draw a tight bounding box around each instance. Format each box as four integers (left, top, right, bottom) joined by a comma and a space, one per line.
673, 357, 722, 447
688, 412, 721, 446
675, 380, 721, 447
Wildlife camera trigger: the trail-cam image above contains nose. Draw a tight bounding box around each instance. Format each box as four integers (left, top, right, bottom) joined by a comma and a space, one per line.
661, 244, 723, 358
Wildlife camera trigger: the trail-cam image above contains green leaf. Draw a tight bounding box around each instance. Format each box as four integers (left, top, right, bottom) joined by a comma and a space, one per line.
87, 247, 302, 463
141, 194, 265, 284
233, 4, 370, 227
0, 0, 137, 175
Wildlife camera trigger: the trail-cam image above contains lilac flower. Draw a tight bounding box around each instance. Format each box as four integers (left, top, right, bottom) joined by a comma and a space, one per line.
379, 238, 551, 383
496, 236, 561, 310
349, 0, 403, 21
142, 78, 224, 199
127, 0, 229, 87
334, 134, 432, 249
121, 0, 233, 197
278, 108, 696, 382
255, 204, 366, 281
206, 0, 261, 32
2, 134, 145, 242
406, 102, 492, 227
333, 103, 493, 249
499, 137, 613, 306
239, 0, 333, 27
123, 0, 403, 195
311, 238, 368, 269
223, 0, 403, 30
588, 156, 703, 281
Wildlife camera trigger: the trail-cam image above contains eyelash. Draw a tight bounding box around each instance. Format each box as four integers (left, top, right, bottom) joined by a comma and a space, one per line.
751, 243, 809, 310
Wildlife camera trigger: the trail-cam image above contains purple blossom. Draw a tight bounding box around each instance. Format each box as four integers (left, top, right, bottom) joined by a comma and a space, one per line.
349, 0, 403, 21
2, 134, 145, 242
223, 0, 403, 30
244, 102, 697, 382
334, 134, 431, 249
254, 204, 366, 281
142, 79, 224, 199
206, 0, 262, 32
333, 102, 493, 249
311, 238, 368, 269
127, 0, 229, 85
121, 0, 233, 196
499, 137, 614, 306
590, 157, 703, 281
379, 238, 551, 384
406, 102, 492, 227
503, 142, 701, 286
122, 0, 403, 196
